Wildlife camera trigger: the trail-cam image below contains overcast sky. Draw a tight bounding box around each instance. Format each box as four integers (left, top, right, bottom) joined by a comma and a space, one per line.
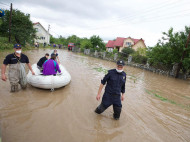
1, 0, 190, 46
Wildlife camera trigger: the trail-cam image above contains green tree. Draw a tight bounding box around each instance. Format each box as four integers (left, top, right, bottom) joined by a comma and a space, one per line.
50, 35, 56, 44
147, 26, 190, 72
80, 39, 92, 49
0, 9, 36, 46
90, 35, 105, 51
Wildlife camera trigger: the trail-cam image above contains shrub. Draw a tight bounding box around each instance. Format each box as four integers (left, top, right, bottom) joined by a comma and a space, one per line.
113, 49, 118, 54
90, 48, 95, 53
81, 48, 84, 52
121, 47, 135, 57
132, 54, 148, 64
0, 37, 13, 50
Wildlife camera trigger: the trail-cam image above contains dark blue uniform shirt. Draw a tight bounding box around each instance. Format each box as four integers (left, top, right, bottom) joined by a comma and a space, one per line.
3, 53, 29, 65
51, 53, 58, 57
101, 69, 126, 95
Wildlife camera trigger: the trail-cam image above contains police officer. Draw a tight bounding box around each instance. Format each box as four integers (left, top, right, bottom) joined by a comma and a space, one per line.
1, 44, 35, 92
95, 60, 126, 120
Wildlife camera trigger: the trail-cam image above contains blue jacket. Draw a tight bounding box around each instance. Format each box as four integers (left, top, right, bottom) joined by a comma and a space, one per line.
101, 69, 126, 95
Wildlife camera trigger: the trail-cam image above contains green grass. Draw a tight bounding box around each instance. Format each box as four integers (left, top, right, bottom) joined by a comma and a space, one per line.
93, 67, 108, 74
144, 89, 189, 109
182, 95, 190, 100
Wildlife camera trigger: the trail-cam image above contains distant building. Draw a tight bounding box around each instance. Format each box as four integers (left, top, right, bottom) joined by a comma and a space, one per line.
106, 37, 146, 52
33, 22, 50, 44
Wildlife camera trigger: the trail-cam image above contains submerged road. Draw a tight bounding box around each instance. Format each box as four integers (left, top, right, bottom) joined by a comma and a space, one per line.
0, 49, 190, 142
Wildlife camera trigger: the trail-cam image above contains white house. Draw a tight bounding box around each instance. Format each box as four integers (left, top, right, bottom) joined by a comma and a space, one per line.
33, 22, 50, 44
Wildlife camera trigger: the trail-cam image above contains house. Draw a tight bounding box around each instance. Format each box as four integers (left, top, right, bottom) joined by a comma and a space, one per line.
33, 22, 50, 44
106, 37, 146, 52
106, 40, 115, 52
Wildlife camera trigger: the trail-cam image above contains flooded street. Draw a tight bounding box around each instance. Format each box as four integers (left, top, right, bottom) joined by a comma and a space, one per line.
0, 49, 190, 142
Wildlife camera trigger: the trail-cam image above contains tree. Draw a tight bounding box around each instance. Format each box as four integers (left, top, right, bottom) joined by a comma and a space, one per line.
90, 35, 105, 51
147, 26, 190, 72
0, 9, 36, 46
80, 39, 92, 49
50, 35, 56, 44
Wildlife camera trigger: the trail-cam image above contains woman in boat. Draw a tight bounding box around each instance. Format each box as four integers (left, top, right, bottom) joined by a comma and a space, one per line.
43, 54, 61, 75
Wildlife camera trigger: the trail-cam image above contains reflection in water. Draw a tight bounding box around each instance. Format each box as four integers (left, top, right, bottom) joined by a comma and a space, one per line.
0, 49, 190, 142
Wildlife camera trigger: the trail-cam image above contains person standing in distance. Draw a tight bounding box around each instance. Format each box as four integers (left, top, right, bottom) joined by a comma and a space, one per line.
51, 49, 60, 64
1, 44, 35, 92
95, 60, 126, 120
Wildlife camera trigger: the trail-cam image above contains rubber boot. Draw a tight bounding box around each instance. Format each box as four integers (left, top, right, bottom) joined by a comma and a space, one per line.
113, 106, 121, 120
11, 84, 18, 92
95, 103, 106, 114
21, 84, 27, 89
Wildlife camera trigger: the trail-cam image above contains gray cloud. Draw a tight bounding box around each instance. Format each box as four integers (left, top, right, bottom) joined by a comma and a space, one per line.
1, 0, 190, 46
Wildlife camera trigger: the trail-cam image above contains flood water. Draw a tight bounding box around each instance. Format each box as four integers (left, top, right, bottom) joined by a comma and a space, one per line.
0, 49, 190, 142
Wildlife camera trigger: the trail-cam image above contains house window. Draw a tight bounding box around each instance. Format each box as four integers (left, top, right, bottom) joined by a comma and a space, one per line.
35, 28, 38, 32
126, 42, 131, 46
126, 42, 132, 47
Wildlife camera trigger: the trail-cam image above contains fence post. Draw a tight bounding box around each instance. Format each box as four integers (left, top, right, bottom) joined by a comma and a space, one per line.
103, 52, 106, 59
128, 55, 132, 63
114, 53, 118, 61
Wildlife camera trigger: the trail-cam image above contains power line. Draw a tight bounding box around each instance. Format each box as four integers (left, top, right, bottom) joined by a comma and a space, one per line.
86, 0, 185, 29
81, 0, 188, 31
84, 4, 190, 31
136, 12, 190, 24
0, 4, 9, 9
0, 2, 9, 6
114, 9, 190, 26
114, 0, 185, 22
114, 1, 189, 24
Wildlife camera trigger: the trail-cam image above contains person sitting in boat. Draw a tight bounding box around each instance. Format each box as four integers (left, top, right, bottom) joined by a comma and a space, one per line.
51, 49, 60, 64
37, 53, 49, 72
43, 54, 61, 75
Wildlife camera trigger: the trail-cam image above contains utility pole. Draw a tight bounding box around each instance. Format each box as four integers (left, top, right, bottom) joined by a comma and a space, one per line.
8, 3, 12, 43
48, 24, 50, 32
175, 31, 190, 78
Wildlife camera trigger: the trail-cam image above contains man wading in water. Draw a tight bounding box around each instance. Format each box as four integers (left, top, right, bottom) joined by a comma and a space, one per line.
95, 60, 126, 120
1, 44, 35, 92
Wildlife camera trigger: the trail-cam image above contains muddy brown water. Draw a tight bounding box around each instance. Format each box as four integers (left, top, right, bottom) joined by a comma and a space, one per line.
0, 49, 190, 142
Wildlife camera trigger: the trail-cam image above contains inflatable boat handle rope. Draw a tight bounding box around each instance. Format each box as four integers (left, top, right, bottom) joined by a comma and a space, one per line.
51, 76, 55, 92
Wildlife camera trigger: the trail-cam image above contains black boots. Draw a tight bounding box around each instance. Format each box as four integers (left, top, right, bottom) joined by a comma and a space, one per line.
11, 84, 18, 92
95, 103, 106, 114
113, 106, 121, 120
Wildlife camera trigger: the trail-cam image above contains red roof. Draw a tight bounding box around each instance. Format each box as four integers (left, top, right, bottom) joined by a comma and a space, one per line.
106, 40, 115, 48
113, 37, 126, 47
132, 38, 139, 44
106, 37, 145, 48
130, 38, 144, 45
33, 22, 40, 25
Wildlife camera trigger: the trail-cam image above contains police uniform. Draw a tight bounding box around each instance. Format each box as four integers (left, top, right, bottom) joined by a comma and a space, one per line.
95, 60, 126, 120
3, 44, 29, 92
